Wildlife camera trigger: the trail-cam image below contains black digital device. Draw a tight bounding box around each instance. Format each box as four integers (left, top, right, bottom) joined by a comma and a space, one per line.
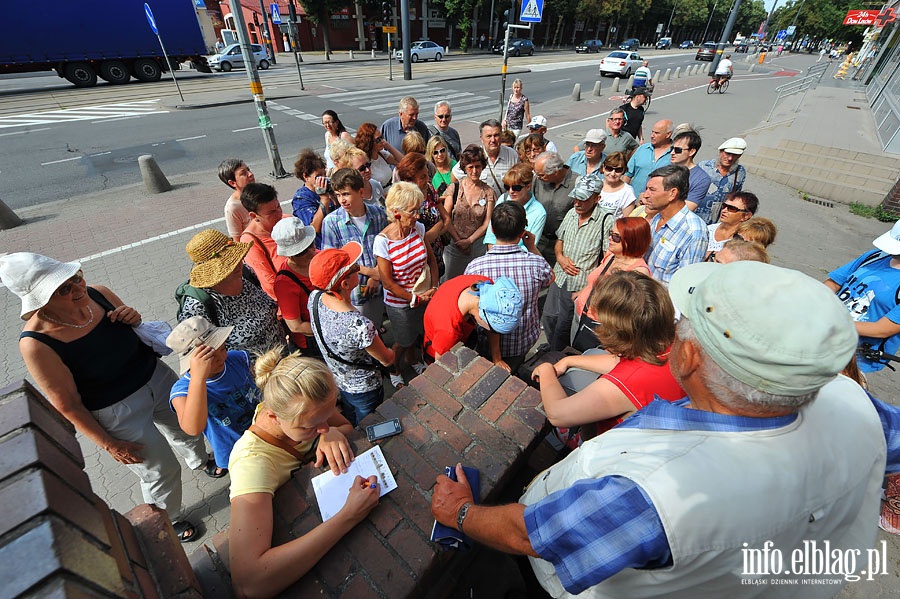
366, 418, 402, 442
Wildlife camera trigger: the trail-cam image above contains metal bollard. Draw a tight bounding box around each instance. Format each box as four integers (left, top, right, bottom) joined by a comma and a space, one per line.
138, 155, 172, 194
0, 198, 23, 230
592, 80, 602, 96
572, 83, 581, 101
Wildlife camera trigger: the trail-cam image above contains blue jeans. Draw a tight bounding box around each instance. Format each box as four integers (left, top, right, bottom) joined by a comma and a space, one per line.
339, 386, 384, 426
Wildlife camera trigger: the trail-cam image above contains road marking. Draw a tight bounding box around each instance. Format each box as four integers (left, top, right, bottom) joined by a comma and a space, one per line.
232, 124, 279, 132
551, 78, 571, 83
92, 116, 145, 124
324, 85, 498, 123
0, 127, 51, 137
175, 135, 207, 142
0, 100, 167, 129
41, 156, 82, 166
90, 152, 112, 157
320, 84, 429, 100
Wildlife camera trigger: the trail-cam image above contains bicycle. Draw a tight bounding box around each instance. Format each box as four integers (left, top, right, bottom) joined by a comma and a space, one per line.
707, 74, 730, 94
858, 343, 900, 371
627, 82, 653, 108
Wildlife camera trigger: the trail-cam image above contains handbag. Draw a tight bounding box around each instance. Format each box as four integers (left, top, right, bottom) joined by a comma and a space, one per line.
570, 256, 615, 352
311, 291, 379, 371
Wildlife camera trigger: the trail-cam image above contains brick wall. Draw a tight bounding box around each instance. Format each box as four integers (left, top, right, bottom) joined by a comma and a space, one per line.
882, 177, 900, 215
190, 343, 548, 597
0, 380, 201, 599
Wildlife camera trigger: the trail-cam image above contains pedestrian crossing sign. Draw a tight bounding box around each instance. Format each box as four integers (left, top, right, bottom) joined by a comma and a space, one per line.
520, 0, 543, 23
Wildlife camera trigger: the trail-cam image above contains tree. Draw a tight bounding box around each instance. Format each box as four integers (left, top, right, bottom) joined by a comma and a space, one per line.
441, 0, 476, 50
297, 0, 353, 55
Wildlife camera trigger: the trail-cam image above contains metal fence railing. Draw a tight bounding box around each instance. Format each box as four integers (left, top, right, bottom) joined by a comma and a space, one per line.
765, 62, 830, 122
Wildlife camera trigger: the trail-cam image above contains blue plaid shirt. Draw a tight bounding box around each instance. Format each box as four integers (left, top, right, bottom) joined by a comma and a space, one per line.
321, 203, 388, 305
524, 398, 798, 594
646, 205, 708, 284
696, 159, 747, 224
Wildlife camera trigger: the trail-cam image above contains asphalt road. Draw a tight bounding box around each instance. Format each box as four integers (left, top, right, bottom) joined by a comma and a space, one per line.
0, 49, 720, 210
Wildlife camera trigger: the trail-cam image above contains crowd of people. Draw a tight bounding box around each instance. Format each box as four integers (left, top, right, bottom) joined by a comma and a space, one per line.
4, 84, 900, 597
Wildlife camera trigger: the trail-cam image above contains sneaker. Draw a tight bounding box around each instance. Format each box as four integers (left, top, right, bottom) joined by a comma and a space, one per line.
880, 473, 900, 535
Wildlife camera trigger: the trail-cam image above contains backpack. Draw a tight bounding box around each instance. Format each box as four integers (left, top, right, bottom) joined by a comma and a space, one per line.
175, 264, 260, 326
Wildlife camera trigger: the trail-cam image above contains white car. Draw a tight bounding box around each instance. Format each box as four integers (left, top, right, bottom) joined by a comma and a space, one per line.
208, 43, 270, 72
394, 40, 444, 63
599, 51, 644, 77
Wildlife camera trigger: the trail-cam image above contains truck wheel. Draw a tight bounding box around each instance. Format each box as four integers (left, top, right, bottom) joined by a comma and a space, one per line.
64, 62, 98, 87
132, 59, 162, 82
258, 59, 270, 70
220, 62, 233, 72
99, 61, 131, 84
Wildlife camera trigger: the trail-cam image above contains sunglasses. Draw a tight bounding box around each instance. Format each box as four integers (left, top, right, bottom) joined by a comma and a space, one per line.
721, 203, 750, 213
607, 117, 624, 122
604, 165, 625, 173
609, 232, 622, 243
357, 161, 372, 172
434, 147, 447, 155
374, 137, 384, 143
436, 114, 452, 120
503, 184, 526, 192
672, 146, 689, 154
56, 271, 85, 296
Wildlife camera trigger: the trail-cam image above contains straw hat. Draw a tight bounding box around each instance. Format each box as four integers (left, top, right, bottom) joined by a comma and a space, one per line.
0, 252, 82, 320
186, 230, 251, 289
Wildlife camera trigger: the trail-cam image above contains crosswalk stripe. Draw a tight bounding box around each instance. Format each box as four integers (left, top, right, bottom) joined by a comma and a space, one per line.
353, 91, 482, 112
320, 84, 429, 100
0, 100, 168, 129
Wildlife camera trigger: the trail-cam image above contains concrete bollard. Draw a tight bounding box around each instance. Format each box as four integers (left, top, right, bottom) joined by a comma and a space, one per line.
653, 69, 661, 82
445, 46, 450, 55
612, 77, 620, 92
664, 68, 671, 80
371, 49, 376, 58
674, 66, 681, 78
745, 54, 752, 62
748, 64, 755, 73
349, 50, 354, 59
0, 198, 23, 230
692, 64, 698, 75
138, 155, 172, 194
627, 75, 634, 89
572, 83, 581, 101
592, 80, 602, 97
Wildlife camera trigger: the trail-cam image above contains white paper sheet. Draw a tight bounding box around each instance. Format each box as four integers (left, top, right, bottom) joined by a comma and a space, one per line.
310, 445, 397, 521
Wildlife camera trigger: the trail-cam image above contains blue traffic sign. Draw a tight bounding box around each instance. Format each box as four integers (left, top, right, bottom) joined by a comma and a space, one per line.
520, 0, 543, 23
144, 3, 158, 35
775, 29, 787, 40
271, 3, 282, 24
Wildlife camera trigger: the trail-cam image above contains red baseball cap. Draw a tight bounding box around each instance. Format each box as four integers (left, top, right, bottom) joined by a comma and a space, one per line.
309, 241, 363, 292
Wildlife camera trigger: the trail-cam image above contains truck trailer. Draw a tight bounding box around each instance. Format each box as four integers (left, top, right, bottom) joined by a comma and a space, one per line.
0, 0, 216, 87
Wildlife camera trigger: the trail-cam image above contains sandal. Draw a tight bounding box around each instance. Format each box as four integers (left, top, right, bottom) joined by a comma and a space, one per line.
202, 457, 228, 479
390, 373, 406, 389
411, 362, 427, 375
173, 520, 198, 543
880, 473, 900, 535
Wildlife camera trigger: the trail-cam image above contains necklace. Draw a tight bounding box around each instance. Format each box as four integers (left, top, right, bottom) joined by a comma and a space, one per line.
39, 305, 94, 329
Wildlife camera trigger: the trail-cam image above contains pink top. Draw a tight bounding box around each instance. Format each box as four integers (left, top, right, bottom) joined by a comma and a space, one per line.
373, 222, 427, 308
241, 225, 286, 300
574, 252, 650, 317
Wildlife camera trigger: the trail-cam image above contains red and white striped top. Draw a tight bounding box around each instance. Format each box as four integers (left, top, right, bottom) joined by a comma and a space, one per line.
373, 222, 427, 308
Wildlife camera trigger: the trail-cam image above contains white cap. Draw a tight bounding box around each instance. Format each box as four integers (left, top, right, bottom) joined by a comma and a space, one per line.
527, 115, 548, 129
874, 220, 900, 255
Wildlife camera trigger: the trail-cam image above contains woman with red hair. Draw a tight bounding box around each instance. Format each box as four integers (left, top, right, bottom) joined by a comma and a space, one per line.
354, 122, 403, 188
571, 217, 651, 348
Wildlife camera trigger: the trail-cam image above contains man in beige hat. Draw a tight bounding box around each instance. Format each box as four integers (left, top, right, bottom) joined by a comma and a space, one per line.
696, 136, 748, 224
432, 261, 885, 596
565, 129, 606, 177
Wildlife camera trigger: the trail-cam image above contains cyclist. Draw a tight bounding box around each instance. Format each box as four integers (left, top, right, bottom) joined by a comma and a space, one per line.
713, 54, 733, 87
632, 60, 652, 92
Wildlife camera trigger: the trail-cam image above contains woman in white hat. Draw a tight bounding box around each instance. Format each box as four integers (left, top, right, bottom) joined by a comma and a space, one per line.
1, 252, 208, 542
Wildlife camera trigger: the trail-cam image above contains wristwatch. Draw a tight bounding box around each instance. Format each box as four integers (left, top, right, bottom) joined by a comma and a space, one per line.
456, 502, 472, 532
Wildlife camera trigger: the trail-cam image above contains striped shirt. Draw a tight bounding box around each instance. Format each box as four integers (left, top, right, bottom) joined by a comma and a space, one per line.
373, 222, 427, 308
465, 244, 553, 357
552, 204, 616, 292
646, 205, 708, 284
321, 203, 388, 306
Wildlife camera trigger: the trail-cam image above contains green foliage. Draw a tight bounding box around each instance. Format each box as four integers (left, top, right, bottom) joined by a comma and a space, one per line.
849, 201, 898, 222
673, 0, 710, 28
440, 0, 475, 49
769, 0, 865, 44
734, 0, 767, 36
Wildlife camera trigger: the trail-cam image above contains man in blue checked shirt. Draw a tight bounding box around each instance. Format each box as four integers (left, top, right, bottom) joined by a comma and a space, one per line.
432, 261, 886, 597
643, 164, 708, 285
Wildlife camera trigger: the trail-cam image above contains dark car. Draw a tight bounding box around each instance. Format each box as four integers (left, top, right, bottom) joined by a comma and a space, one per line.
619, 38, 641, 51
656, 37, 672, 50
680, 40, 695, 49
576, 39, 603, 53
492, 38, 535, 56
735, 41, 749, 53
695, 42, 717, 61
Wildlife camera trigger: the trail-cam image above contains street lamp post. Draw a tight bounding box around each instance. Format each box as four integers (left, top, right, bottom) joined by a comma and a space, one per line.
702, 0, 718, 42
666, 0, 678, 38
710, 0, 742, 74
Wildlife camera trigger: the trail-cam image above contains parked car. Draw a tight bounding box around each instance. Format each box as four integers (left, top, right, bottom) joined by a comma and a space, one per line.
656, 37, 672, 50
618, 38, 641, 51
680, 40, 695, 49
575, 39, 603, 53
735, 40, 749, 53
395, 40, 443, 62
599, 51, 644, 77
208, 43, 269, 72
492, 38, 535, 56
695, 42, 717, 61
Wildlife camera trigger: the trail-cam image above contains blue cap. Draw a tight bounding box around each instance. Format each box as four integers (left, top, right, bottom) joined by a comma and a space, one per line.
473, 277, 523, 334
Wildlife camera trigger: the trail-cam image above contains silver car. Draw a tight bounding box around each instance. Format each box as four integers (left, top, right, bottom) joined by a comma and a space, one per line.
208, 43, 270, 72
394, 40, 444, 62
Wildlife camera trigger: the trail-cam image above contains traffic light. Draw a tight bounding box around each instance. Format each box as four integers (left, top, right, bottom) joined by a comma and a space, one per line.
502, 9, 510, 28
382, 1, 393, 23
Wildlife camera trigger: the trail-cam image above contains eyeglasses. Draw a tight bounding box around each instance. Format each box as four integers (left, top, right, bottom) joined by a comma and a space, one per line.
397, 207, 420, 218
604, 165, 625, 173
56, 271, 85, 296
436, 114, 452, 120
721, 203, 750, 213
672, 146, 686, 154
357, 161, 372, 173
374, 137, 384, 143
434, 147, 447, 155
609, 232, 622, 243
503, 184, 526, 192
